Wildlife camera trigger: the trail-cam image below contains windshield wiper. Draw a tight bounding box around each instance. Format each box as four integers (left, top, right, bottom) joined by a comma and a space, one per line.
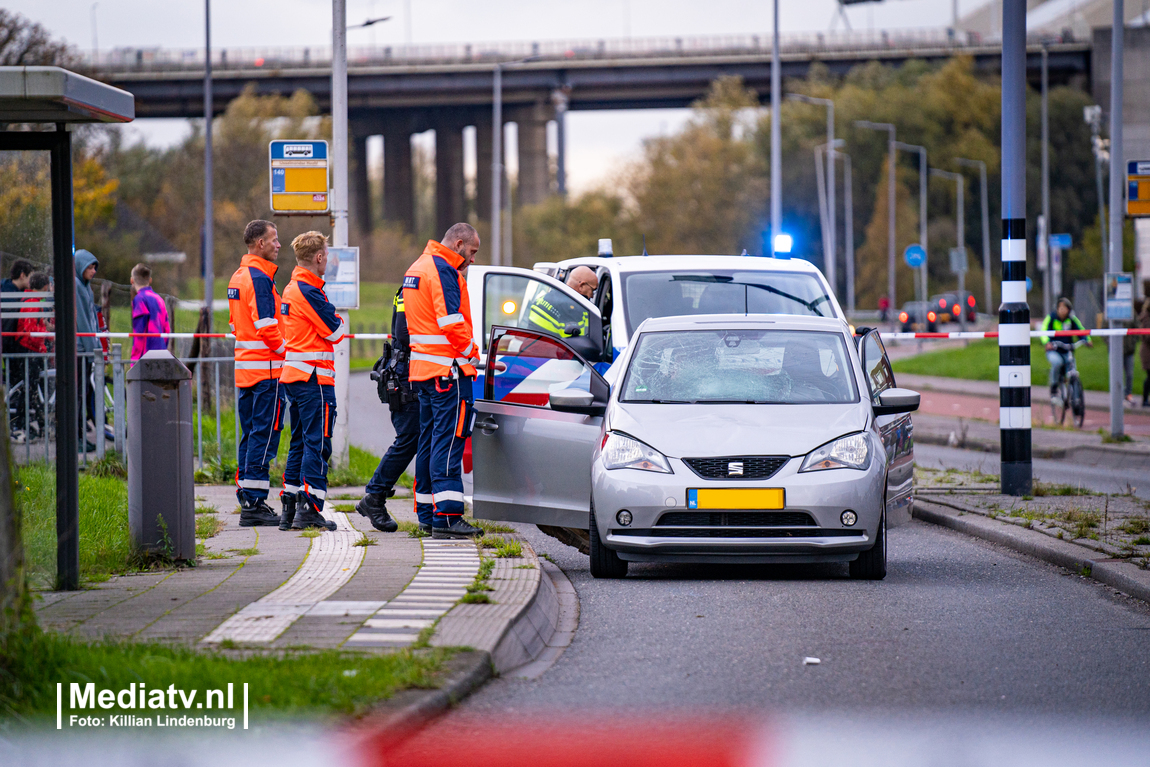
628, 398, 693, 404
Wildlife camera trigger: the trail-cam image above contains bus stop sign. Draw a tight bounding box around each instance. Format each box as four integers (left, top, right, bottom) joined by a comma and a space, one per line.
1129, 161, 1150, 217
270, 140, 329, 214
903, 244, 926, 269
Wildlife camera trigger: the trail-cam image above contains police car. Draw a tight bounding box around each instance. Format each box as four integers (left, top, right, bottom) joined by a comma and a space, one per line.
464, 241, 847, 385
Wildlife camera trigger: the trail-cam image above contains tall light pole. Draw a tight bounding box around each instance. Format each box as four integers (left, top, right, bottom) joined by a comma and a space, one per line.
331, 0, 351, 466
1108, 0, 1125, 438
203, 0, 213, 324
956, 157, 992, 314
490, 57, 538, 267
770, 0, 783, 256
931, 168, 967, 330
856, 120, 897, 319
789, 93, 835, 290
1085, 105, 1109, 272
999, 0, 1031, 496
842, 150, 855, 313
1041, 43, 1052, 317
896, 141, 928, 325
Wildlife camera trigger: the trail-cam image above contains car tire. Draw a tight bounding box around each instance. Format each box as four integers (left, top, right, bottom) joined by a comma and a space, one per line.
849, 508, 886, 581
589, 498, 627, 579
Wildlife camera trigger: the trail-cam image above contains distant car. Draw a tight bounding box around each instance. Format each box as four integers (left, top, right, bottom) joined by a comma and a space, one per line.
930, 292, 977, 323
472, 314, 920, 580
898, 302, 938, 333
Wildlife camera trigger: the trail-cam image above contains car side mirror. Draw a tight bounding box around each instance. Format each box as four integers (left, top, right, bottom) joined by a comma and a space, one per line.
873, 387, 920, 416
549, 389, 606, 416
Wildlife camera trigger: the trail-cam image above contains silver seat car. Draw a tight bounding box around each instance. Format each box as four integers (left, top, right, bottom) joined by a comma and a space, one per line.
472, 314, 919, 580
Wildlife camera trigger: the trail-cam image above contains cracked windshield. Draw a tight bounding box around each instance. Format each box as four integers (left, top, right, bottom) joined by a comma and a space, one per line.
621, 329, 857, 404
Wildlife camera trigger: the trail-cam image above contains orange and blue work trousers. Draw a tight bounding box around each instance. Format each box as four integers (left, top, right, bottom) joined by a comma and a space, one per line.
236, 379, 286, 503
282, 373, 337, 514
413, 373, 474, 527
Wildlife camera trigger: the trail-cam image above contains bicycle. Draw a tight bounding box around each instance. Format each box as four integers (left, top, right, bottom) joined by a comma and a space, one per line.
1049, 339, 1087, 428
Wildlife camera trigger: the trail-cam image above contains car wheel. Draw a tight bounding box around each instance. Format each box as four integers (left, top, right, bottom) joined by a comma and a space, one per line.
589, 498, 627, 579
849, 507, 886, 581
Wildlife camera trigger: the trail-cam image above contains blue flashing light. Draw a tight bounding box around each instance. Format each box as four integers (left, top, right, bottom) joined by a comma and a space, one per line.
773, 233, 793, 256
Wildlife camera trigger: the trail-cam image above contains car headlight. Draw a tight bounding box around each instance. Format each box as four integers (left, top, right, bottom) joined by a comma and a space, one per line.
799, 432, 870, 472
602, 432, 672, 473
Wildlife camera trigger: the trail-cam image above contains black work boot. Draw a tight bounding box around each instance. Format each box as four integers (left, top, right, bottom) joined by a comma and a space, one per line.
431, 517, 484, 539
292, 495, 337, 532
356, 492, 398, 533
278, 493, 297, 531
239, 498, 281, 527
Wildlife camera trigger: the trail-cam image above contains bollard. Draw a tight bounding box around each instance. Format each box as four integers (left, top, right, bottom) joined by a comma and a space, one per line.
126, 349, 195, 561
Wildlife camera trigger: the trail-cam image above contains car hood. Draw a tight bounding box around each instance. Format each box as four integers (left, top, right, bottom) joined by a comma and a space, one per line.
608, 401, 869, 458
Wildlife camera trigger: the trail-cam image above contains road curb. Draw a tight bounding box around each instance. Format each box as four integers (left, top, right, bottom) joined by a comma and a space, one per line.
912, 498, 1150, 605
913, 432, 1150, 469
346, 649, 492, 751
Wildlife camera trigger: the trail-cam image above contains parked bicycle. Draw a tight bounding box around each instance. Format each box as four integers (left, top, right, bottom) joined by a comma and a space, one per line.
1049, 338, 1087, 428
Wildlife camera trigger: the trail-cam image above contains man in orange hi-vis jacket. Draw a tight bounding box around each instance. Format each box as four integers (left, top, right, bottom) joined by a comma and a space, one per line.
403, 223, 484, 539
227, 220, 287, 528
279, 231, 345, 532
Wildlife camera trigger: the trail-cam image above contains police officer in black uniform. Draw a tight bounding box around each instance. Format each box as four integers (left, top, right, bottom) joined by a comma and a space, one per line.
356, 288, 418, 532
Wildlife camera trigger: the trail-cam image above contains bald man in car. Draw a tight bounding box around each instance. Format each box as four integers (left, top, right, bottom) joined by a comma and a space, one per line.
527, 266, 598, 338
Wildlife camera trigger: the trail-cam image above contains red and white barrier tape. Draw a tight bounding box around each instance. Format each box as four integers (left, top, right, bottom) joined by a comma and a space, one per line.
880, 327, 1150, 340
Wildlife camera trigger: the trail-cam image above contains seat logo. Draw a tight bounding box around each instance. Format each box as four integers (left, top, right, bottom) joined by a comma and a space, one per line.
728, 461, 744, 476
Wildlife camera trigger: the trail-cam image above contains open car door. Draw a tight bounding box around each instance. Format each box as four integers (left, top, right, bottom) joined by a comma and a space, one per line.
859, 329, 914, 519
471, 326, 609, 530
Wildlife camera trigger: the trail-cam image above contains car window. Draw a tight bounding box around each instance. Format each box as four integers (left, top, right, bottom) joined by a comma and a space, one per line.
861, 331, 895, 400
483, 273, 591, 351
622, 270, 833, 336
620, 329, 858, 404
486, 327, 598, 408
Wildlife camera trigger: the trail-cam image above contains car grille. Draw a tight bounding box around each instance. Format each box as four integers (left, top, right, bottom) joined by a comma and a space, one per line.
613, 528, 859, 538
682, 455, 789, 480
657, 511, 816, 527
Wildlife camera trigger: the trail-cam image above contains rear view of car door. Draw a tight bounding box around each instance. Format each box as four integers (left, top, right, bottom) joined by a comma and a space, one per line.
471, 326, 609, 530
859, 330, 914, 516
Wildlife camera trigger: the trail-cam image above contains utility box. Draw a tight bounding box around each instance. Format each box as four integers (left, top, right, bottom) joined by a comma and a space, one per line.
127, 349, 195, 561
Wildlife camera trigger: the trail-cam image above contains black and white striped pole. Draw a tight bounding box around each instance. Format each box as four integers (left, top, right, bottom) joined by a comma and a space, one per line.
999, 0, 1032, 496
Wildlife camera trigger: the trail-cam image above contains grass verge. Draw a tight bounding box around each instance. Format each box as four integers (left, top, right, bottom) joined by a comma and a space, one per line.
0, 627, 451, 723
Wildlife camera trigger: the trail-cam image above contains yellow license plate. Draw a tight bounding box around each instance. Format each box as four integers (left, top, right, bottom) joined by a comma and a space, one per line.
687, 488, 785, 510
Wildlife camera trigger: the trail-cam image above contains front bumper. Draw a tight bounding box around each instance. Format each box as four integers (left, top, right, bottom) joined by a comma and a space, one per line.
592, 453, 885, 564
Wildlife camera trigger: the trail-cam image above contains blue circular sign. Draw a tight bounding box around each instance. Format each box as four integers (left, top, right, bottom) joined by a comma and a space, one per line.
903, 244, 926, 268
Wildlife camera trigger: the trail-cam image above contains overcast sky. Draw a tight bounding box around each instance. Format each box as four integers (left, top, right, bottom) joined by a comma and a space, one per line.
20, 0, 982, 192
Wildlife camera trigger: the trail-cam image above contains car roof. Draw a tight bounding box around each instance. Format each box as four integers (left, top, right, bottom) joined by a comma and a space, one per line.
556, 254, 827, 275
634, 313, 851, 334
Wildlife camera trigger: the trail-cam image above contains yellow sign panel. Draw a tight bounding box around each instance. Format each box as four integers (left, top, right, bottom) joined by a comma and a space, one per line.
1128, 161, 1150, 218
270, 140, 329, 214
688, 488, 786, 510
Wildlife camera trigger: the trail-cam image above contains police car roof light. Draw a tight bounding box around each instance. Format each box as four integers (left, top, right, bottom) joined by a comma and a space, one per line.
598, 238, 614, 257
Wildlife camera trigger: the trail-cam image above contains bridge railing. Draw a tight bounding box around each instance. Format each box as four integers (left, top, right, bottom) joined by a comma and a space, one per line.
84, 29, 1082, 74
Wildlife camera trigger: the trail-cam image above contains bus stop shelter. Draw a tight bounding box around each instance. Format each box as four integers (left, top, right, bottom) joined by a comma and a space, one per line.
0, 66, 134, 590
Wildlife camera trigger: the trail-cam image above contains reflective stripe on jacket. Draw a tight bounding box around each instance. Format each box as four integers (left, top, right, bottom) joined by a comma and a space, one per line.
402, 240, 478, 381
280, 265, 346, 385
228, 254, 286, 387
527, 287, 589, 338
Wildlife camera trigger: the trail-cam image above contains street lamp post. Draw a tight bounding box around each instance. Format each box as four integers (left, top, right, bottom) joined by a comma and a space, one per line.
203, 0, 213, 324
1041, 43, 1052, 317
490, 57, 539, 267
956, 158, 992, 315
330, 0, 352, 466
770, 0, 783, 256
789, 94, 835, 291
896, 141, 928, 327
1108, 0, 1126, 438
1000, 0, 1031, 496
856, 120, 897, 322
931, 168, 967, 331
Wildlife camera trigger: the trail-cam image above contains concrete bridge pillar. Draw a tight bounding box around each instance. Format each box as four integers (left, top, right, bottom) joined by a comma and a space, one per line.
350, 127, 372, 243
382, 124, 414, 234
435, 120, 466, 235
476, 115, 493, 225
510, 100, 554, 207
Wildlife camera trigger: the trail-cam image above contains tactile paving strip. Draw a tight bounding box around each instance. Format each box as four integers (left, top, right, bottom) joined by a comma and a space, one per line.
345, 538, 479, 646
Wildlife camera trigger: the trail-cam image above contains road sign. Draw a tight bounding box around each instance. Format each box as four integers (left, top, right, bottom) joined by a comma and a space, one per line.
325, 246, 359, 310
903, 244, 926, 268
1129, 161, 1150, 217
1105, 271, 1134, 321
948, 247, 968, 274
1049, 233, 1072, 249
269, 140, 329, 214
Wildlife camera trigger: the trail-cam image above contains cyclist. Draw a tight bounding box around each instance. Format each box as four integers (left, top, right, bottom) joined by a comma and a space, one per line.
1040, 297, 1092, 405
